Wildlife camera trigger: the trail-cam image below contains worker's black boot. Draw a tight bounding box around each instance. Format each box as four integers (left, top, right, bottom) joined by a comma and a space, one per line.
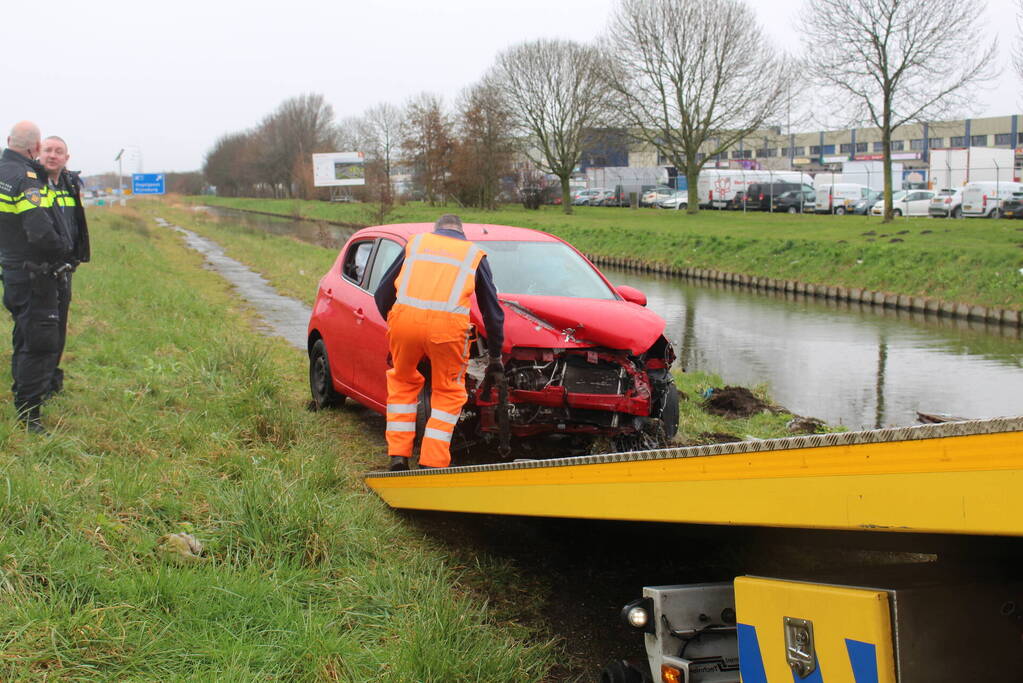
388, 456, 409, 472
18, 406, 46, 435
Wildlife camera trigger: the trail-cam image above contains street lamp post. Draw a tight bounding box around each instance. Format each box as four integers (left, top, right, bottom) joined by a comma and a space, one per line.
115, 148, 124, 206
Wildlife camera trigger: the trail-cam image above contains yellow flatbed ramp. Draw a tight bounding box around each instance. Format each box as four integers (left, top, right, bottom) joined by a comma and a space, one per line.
365, 417, 1023, 536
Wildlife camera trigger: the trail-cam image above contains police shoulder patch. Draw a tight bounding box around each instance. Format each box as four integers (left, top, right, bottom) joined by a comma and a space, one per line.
24, 187, 41, 206
26, 170, 37, 179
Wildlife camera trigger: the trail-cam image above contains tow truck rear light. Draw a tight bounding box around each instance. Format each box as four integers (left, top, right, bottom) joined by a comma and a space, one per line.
983, 194, 988, 206
660, 664, 683, 683
759, 193, 764, 201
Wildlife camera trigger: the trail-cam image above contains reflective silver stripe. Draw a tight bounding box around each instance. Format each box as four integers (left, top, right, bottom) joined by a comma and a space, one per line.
431, 409, 459, 425
387, 403, 419, 414
395, 295, 470, 315
414, 253, 465, 267
446, 243, 482, 311
395, 234, 423, 305
386, 422, 416, 432
394, 234, 481, 316
423, 427, 453, 443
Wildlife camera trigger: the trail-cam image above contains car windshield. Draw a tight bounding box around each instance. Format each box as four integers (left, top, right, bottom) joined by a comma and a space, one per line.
892, 191, 907, 201
481, 241, 616, 299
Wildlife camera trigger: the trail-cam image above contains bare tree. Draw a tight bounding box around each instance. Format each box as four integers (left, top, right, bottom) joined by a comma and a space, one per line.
357, 102, 403, 206
1015, 0, 1023, 88
604, 0, 792, 214
491, 39, 614, 213
450, 79, 516, 210
800, 0, 997, 222
401, 93, 455, 205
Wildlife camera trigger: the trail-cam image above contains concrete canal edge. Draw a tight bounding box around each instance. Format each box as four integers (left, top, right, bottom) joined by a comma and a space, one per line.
586, 253, 1023, 330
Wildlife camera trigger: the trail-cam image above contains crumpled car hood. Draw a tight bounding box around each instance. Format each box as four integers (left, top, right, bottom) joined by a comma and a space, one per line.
471, 294, 665, 356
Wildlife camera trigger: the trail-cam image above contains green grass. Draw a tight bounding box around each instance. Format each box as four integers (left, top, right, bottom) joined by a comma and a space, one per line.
137, 201, 837, 447
0, 207, 562, 681
185, 196, 1023, 310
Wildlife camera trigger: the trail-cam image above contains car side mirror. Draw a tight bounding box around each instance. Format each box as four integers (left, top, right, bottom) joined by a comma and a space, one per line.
616, 284, 647, 306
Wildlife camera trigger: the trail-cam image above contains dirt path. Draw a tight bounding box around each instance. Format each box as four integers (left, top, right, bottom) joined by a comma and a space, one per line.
155, 216, 310, 349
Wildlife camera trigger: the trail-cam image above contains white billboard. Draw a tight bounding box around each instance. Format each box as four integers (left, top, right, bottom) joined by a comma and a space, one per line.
312, 152, 366, 187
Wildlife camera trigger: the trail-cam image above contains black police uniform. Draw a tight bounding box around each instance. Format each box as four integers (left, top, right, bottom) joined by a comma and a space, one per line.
49, 168, 90, 395
0, 148, 73, 425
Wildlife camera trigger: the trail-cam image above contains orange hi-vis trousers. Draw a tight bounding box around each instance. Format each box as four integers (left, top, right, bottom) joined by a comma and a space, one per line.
385, 307, 473, 468
384, 232, 484, 468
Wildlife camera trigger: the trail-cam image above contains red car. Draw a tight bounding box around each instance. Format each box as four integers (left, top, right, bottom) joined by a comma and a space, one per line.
307, 222, 679, 458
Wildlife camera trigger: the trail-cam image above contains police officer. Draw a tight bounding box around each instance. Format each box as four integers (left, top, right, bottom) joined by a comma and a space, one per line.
39, 136, 90, 398
0, 121, 73, 433
374, 214, 504, 471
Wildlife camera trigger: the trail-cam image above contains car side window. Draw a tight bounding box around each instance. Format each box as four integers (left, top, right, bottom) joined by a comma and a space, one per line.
367, 238, 404, 294
342, 240, 374, 286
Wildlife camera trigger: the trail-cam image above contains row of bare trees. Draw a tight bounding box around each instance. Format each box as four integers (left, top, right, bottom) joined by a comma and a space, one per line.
204, 0, 1002, 222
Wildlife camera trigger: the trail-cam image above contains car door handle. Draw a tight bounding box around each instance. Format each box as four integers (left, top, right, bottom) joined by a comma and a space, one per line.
325, 288, 332, 296
354, 307, 365, 321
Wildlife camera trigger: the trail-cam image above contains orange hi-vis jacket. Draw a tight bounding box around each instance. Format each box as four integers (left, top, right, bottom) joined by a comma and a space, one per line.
385, 232, 487, 467
392, 232, 485, 324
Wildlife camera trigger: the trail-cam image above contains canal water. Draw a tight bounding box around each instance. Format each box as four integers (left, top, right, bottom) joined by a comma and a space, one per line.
201, 206, 1023, 429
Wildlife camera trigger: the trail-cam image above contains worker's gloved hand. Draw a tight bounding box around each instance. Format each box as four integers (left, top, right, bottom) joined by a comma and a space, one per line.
487, 356, 504, 380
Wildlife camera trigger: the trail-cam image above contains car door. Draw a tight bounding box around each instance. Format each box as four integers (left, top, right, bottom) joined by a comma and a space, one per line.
351, 236, 407, 408
907, 191, 931, 216
326, 237, 376, 396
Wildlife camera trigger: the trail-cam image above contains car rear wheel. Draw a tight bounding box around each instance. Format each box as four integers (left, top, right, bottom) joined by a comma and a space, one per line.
787, 206, 798, 214
951, 206, 962, 218
309, 339, 344, 409
989, 208, 1001, 219
834, 206, 846, 215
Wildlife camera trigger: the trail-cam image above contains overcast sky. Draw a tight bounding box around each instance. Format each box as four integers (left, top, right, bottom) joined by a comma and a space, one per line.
8, 0, 1019, 176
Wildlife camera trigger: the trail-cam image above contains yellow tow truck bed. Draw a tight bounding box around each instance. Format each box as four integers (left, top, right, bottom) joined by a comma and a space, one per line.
365, 417, 1023, 536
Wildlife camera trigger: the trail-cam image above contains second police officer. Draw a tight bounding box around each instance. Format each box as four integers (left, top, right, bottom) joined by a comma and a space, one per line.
0, 121, 73, 433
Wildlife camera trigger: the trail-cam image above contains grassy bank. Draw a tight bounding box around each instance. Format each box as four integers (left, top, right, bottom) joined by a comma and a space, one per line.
145, 201, 836, 443
0, 207, 565, 681
187, 195, 1023, 310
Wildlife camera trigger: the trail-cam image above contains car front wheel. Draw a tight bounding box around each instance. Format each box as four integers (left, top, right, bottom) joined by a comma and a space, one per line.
834, 207, 846, 215
893, 209, 902, 217
989, 208, 1001, 219
309, 338, 344, 409
787, 206, 798, 214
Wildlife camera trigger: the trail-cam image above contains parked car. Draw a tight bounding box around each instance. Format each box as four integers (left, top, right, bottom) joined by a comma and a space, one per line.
657, 190, 688, 210
572, 188, 606, 206
851, 189, 882, 215
641, 186, 676, 207
1000, 192, 1023, 219
815, 183, 870, 214
727, 191, 750, 210
962, 181, 1023, 218
771, 189, 816, 213
928, 188, 963, 218
601, 188, 632, 207
307, 222, 680, 457
743, 182, 805, 211
869, 189, 936, 217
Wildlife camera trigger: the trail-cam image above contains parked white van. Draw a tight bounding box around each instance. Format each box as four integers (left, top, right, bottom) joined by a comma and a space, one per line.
697, 170, 813, 209
961, 181, 1023, 218
815, 183, 870, 214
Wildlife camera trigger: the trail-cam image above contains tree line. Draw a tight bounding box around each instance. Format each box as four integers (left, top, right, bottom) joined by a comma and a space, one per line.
203, 0, 1002, 222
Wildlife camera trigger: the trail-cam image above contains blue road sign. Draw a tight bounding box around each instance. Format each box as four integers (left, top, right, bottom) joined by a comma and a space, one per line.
132, 173, 165, 195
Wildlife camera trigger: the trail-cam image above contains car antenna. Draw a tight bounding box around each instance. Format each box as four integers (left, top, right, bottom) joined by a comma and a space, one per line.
481, 225, 489, 235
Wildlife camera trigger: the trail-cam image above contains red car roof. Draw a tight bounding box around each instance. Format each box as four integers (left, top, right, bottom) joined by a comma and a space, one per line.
363, 222, 560, 243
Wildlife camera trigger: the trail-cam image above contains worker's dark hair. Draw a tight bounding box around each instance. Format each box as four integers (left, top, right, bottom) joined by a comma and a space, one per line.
434, 213, 463, 233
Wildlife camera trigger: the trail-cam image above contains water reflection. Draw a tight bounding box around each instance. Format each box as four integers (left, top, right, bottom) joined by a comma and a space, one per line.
610, 271, 1023, 429
202, 205, 1023, 430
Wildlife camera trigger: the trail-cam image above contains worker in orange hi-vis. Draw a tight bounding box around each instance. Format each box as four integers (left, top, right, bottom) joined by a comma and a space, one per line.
374, 214, 505, 471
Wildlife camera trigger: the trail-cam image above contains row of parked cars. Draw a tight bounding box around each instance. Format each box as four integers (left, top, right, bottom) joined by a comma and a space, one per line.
574, 181, 1023, 218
